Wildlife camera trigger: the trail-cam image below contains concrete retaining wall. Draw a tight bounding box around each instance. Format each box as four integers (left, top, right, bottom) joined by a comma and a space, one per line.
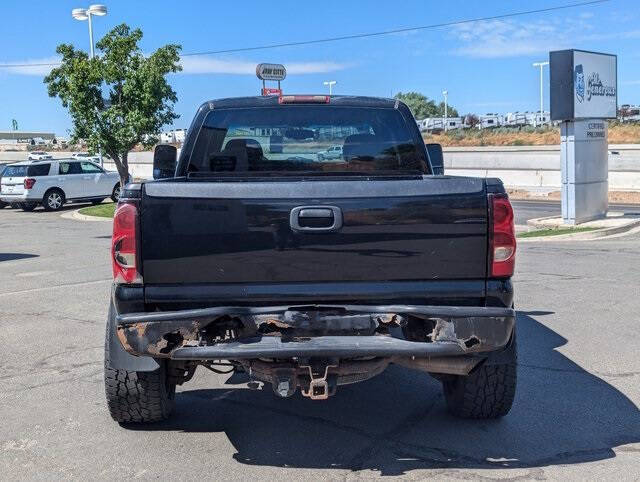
3, 146, 640, 190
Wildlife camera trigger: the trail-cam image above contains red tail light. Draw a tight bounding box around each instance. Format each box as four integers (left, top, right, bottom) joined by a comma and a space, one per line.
112, 203, 142, 284
24, 178, 36, 189
490, 194, 516, 277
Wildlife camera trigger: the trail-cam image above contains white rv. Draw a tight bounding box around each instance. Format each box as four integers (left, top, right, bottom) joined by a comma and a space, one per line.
160, 131, 176, 143
504, 112, 528, 127
174, 129, 187, 143
478, 114, 503, 129
417, 117, 463, 131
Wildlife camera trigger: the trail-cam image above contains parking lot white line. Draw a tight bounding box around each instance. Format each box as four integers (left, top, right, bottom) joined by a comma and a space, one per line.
0, 278, 111, 297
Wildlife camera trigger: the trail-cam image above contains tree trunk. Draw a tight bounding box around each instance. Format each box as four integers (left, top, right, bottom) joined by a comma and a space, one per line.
111, 151, 130, 188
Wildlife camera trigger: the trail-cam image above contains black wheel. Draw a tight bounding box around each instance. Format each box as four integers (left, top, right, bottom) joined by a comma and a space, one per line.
317, 154, 324, 161
21, 203, 37, 212
442, 348, 517, 419
91, 198, 105, 205
0, 201, 7, 209
43, 189, 65, 211
111, 183, 121, 202
104, 304, 175, 423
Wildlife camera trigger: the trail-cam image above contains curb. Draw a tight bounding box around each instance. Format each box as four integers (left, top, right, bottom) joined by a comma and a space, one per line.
519, 217, 640, 242
60, 208, 113, 222
525, 215, 559, 226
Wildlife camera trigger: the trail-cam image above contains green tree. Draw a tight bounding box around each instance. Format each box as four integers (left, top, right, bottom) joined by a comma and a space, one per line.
44, 24, 182, 185
394, 92, 438, 119
394, 92, 459, 119
436, 101, 459, 118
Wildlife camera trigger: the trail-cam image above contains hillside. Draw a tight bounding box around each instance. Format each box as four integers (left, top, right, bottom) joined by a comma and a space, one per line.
423, 123, 640, 147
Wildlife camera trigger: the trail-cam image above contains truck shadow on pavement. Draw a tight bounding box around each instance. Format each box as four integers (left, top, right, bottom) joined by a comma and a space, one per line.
0, 253, 38, 262
129, 311, 640, 475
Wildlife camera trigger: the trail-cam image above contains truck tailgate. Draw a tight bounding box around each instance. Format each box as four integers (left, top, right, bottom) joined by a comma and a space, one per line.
140, 176, 487, 286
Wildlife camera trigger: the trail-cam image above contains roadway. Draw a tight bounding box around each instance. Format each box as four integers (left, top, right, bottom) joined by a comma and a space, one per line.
0, 205, 638, 480
512, 199, 640, 226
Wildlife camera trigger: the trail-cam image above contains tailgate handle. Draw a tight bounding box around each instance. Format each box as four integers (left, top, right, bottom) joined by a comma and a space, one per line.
290, 206, 342, 232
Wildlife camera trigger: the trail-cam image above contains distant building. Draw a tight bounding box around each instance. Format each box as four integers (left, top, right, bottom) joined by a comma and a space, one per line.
0, 131, 56, 145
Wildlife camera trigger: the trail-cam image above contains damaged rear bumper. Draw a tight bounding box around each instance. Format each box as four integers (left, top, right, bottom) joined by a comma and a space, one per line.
115, 304, 515, 361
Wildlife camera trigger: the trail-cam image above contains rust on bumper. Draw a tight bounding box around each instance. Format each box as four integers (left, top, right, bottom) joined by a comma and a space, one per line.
115, 304, 515, 360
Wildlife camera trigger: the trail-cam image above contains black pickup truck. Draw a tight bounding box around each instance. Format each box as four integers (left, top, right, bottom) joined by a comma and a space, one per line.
104, 95, 517, 423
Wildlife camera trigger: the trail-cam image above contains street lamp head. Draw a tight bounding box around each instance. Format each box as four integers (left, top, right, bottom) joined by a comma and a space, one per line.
72, 8, 88, 20
88, 4, 107, 15
442, 90, 448, 96
532, 61, 549, 67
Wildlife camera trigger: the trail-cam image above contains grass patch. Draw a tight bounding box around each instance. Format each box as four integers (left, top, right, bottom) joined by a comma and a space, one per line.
518, 227, 599, 238
78, 202, 116, 218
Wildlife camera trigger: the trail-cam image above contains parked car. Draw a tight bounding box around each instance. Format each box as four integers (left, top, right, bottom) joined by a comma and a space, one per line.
317, 145, 343, 160
0, 160, 120, 211
0, 163, 8, 208
28, 151, 53, 161
71, 152, 101, 162
104, 95, 517, 423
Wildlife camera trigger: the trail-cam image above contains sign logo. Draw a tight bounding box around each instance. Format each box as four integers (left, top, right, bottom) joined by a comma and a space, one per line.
256, 63, 286, 81
574, 63, 616, 104
586, 72, 616, 101
574, 64, 585, 103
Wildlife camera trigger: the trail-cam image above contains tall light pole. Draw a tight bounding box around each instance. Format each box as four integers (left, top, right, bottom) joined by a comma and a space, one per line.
323, 80, 336, 95
72, 5, 107, 59
532, 61, 549, 125
442, 90, 448, 132
72, 4, 107, 165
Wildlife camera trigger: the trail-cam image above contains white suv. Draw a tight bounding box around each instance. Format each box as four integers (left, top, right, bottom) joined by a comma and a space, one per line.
0, 160, 121, 211
28, 151, 53, 161
317, 145, 343, 161
71, 152, 101, 162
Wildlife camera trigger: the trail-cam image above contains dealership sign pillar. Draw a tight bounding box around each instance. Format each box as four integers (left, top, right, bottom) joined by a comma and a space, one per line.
550, 49, 617, 224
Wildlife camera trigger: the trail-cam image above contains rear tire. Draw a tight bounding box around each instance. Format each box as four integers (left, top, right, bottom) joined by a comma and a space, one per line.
111, 183, 121, 202
104, 305, 175, 423
317, 154, 324, 161
43, 189, 65, 211
442, 355, 517, 419
0, 201, 7, 209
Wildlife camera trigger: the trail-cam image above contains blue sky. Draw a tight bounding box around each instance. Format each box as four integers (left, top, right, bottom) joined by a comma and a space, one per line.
1, 0, 639, 136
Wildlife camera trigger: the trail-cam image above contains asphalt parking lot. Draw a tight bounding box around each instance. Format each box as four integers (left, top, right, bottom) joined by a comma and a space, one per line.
1, 204, 639, 480
512, 199, 640, 226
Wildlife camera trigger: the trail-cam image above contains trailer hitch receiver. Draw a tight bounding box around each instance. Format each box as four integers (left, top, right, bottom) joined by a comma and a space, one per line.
300, 364, 336, 400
